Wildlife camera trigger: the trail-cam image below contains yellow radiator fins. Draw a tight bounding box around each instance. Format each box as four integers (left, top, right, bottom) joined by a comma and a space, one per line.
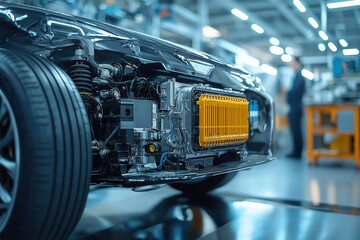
196, 94, 249, 147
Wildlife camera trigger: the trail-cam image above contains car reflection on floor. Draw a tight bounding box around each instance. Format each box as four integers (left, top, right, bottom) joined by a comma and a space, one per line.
70, 188, 238, 240
69, 158, 360, 240
69, 187, 360, 240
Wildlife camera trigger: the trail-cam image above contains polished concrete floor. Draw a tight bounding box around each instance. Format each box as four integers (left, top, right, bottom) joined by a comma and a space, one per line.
69, 157, 360, 240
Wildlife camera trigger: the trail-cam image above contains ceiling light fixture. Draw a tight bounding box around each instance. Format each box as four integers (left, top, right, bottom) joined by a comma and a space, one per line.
293, 0, 307, 12
202, 25, 221, 38
339, 39, 348, 47
260, 64, 277, 76
301, 69, 314, 80
343, 48, 359, 56
328, 42, 337, 52
281, 54, 292, 62
318, 31, 329, 41
269, 46, 284, 55
269, 37, 280, 46
318, 43, 326, 52
231, 8, 249, 21
308, 17, 319, 29
327, 0, 360, 9
251, 24, 264, 34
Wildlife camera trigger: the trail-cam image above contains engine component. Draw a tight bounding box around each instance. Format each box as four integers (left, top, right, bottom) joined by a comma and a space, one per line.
196, 94, 249, 147
70, 52, 92, 114
134, 128, 161, 166
120, 99, 158, 129
249, 100, 259, 130
160, 80, 249, 157
145, 143, 161, 153
71, 61, 92, 92
160, 78, 175, 111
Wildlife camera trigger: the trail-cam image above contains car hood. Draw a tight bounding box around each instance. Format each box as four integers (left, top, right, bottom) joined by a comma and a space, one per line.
0, 2, 269, 94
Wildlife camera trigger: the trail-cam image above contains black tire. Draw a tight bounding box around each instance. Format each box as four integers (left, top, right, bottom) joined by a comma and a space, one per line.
170, 172, 238, 194
0, 49, 92, 240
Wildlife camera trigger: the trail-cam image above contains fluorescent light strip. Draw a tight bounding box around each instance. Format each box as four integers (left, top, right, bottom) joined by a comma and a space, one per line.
269, 46, 284, 55
302, 69, 314, 80
327, 0, 360, 9
318, 43, 326, 52
328, 42, 337, 52
343, 48, 359, 56
293, 0, 307, 12
308, 17, 319, 29
231, 8, 249, 21
281, 54, 292, 63
251, 24, 264, 34
269, 37, 280, 46
339, 39, 348, 47
202, 25, 221, 38
261, 64, 277, 76
318, 31, 328, 41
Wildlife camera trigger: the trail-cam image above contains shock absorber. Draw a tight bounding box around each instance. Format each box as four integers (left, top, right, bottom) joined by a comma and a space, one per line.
70, 60, 92, 116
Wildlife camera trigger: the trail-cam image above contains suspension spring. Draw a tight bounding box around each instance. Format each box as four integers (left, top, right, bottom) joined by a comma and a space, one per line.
70, 61, 92, 115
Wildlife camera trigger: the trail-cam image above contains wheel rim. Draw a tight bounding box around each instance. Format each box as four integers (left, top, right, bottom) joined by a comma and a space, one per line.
0, 89, 20, 232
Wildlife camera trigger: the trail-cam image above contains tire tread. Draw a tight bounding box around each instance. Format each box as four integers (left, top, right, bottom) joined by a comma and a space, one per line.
0, 49, 92, 240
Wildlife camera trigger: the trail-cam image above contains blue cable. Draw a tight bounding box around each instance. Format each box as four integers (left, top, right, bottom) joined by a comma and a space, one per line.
158, 151, 169, 170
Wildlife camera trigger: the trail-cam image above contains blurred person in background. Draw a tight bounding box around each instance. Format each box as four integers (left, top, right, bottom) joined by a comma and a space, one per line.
286, 56, 305, 159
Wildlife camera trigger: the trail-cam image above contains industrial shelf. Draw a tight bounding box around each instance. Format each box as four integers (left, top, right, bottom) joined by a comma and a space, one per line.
306, 104, 360, 168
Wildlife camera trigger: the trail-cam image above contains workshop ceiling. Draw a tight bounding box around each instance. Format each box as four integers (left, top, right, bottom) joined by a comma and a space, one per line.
168, 0, 360, 66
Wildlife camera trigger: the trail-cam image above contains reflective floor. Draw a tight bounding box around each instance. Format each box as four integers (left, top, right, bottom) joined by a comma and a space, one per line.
69, 157, 360, 240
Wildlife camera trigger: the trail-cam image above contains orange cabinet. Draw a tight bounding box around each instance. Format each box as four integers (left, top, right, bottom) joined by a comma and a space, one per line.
306, 104, 360, 168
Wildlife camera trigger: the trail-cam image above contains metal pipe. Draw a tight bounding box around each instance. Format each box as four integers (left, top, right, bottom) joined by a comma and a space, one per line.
321, 0, 328, 32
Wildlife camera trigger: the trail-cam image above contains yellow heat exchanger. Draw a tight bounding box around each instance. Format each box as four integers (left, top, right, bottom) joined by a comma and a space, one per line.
196, 94, 249, 147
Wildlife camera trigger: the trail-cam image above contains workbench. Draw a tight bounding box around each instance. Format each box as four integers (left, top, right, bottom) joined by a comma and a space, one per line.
306, 103, 360, 168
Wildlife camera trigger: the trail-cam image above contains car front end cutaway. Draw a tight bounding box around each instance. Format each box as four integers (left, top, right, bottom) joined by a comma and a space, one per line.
0, 2, 274, 187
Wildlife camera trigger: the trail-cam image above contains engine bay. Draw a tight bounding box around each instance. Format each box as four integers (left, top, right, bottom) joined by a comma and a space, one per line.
0, 9, 273, 186
54, 44, 264, 185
